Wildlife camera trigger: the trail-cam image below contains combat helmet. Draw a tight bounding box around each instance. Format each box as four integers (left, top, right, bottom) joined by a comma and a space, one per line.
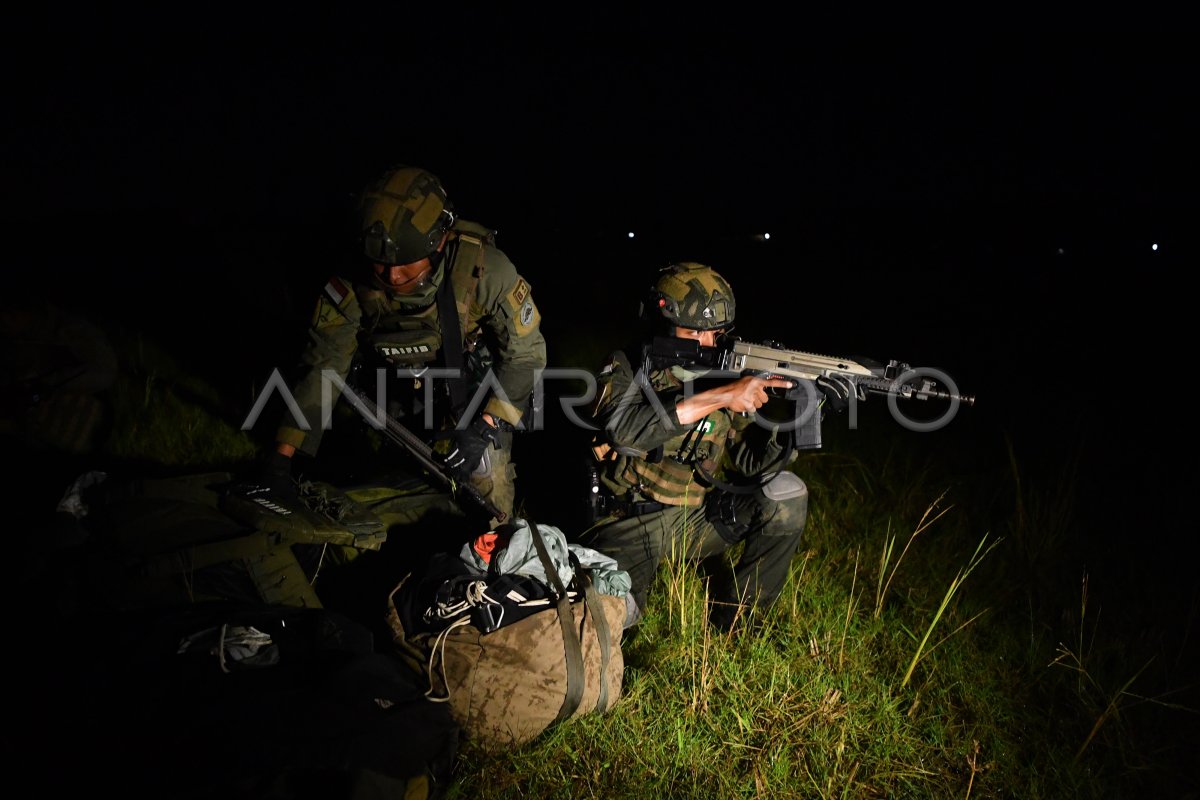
642, 262, 735, 331
359, 165, 457, 266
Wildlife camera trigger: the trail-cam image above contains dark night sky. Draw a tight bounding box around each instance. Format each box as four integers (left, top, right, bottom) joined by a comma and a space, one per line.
10, 18, 1189, 235
6, 15, 1195, 551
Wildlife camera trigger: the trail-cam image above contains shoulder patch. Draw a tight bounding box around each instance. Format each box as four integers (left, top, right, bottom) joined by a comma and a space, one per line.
504, 277, 539, 335
509, 278, 530, 308
324, 277, 352, 307
513, 297, 540, 336
314, 297, 349, 328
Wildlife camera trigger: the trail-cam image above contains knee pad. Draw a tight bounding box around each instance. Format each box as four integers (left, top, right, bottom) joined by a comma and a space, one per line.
762, 471, 807, 502
761, 472, 808, 539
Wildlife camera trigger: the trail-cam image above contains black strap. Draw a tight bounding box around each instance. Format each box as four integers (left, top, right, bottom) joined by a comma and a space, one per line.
697, 421, 797, 496
527, 520, 585, 723
435, 250, 469, 414
570, 550, 615, 712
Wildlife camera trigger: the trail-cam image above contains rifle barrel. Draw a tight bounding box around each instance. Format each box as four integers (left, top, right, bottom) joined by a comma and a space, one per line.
857, 375, 975, 406
345, 384, 507, 522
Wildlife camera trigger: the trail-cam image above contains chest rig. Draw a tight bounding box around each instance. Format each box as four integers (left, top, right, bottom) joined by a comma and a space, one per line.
603, 353, 736, 507
646, 362, 733, 463
355, 226, 492, 421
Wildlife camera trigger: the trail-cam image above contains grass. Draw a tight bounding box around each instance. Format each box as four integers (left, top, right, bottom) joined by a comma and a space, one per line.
42, 328, 1199, 799
440, 416, 1198, 798
103, 328, 259, 467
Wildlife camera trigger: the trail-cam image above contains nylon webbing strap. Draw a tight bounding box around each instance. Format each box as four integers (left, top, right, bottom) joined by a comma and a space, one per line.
527, 520, 585, 723
436, 243, 468, 414
572, 551, 614, 712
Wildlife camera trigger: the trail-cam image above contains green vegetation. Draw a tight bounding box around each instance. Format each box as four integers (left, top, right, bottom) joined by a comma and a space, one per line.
71, 333, 1197, 799
102, 328, 259, 468
443, 417, 1196, 798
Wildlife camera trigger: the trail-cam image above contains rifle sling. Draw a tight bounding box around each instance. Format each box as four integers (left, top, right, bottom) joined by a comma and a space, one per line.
696, 423, 797, 496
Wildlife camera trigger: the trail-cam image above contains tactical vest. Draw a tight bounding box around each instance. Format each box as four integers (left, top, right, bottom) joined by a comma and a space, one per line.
354, 222, 494, 419
607, 361, 735, 506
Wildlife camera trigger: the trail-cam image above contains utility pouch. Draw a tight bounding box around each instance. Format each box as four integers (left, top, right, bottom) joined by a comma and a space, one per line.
705, 488, 754, 544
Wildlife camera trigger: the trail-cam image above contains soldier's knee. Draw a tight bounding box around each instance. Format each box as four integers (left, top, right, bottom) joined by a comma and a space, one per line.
763, 471, 807, 505
761, 471, 807, 513
760, 472, 808, 538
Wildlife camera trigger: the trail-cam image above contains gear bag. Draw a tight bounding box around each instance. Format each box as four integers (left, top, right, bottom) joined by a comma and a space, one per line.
385, 519, 627, 749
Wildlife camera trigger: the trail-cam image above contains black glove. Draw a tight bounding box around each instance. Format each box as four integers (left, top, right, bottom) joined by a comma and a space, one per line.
444, 415, 500, 481
816, 374, 856, 414
237, 450, 298, 500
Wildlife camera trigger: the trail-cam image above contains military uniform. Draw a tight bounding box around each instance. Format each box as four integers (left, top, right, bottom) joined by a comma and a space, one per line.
577, 346, 807, 631
275, 218, 546, 527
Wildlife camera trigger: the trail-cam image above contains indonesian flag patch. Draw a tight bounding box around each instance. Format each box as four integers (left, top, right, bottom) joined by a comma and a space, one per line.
324, 277, 350, 306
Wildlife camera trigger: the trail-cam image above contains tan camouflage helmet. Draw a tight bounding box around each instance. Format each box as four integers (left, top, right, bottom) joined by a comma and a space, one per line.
643, 262, 736, 331
359, 165, 456, 265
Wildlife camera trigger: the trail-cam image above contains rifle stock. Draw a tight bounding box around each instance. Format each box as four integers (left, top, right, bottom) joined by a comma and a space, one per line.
342, 382, 507, 524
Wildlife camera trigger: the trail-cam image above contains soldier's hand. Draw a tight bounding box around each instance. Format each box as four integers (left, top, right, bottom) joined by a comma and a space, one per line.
233, 450, 298, 502
816, 374, 855, 413
445, 415, 500, 481
724, 375, 793, 414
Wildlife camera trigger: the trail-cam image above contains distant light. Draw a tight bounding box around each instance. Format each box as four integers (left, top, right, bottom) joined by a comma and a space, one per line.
764, 232, 770, 240
1151, 243, 1159, 251
627, 231, 635, 239
1056, 248, 1065, 255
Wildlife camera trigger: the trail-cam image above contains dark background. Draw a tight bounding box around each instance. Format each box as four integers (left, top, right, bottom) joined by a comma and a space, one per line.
5, 14, 1199, 793
6, 18, 1193, 607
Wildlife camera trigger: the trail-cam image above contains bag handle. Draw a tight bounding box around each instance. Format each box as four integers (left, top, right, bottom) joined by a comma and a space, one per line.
527, 519, 586, 722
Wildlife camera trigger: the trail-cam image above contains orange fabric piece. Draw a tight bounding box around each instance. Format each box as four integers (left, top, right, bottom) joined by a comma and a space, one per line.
472, 532, 500, 564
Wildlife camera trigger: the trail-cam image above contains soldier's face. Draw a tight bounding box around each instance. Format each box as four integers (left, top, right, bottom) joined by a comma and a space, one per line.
673, 327, 723, 348
372, 229, 450, 295
373, 258, 433, 295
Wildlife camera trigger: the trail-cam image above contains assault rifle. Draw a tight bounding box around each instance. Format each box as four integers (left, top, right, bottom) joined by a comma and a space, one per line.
718, 339, 976, 406
342, 382, 507, 524
647, 336, 975, 449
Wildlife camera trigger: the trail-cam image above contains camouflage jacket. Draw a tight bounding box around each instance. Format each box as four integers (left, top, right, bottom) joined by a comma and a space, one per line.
277, 219, 546, 456
590, 346, 787, 506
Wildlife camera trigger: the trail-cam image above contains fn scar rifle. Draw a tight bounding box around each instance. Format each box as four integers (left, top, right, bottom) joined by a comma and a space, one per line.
721, 338, 975, 447
720, 339, 975, 404
649, 336, 976, 450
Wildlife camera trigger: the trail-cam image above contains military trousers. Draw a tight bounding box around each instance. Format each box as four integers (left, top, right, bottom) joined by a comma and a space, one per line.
576, 478, 807, 631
